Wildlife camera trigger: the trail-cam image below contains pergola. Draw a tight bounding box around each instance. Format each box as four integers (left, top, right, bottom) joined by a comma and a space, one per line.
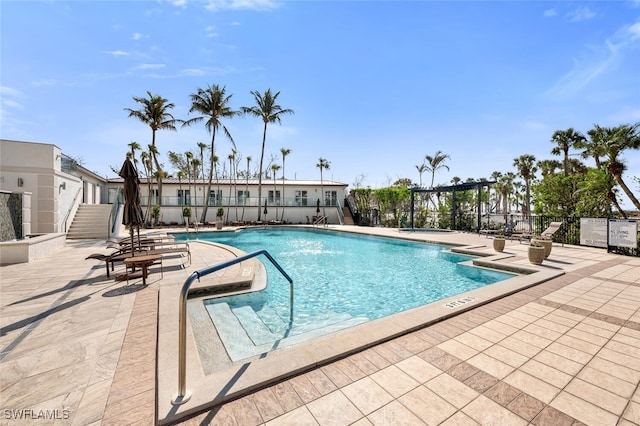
409, 181, 496, 231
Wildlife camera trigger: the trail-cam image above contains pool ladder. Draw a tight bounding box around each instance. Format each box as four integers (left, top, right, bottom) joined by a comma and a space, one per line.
172, 249, 294, 405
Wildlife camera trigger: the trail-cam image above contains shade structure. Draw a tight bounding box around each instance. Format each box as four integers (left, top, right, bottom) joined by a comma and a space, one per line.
118, 158, 145, 256
316, 198, 321, 214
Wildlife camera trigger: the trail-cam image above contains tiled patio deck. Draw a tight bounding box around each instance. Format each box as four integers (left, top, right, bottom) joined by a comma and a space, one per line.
1, 227, 639, 425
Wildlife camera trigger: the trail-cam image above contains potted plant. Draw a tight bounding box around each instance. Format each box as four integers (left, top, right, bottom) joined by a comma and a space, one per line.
182, 206, 191, 228
493, 235, 506, 252
151, 205, 161, 227
216, 207, 224, 230
528, 241, 545, 265
532, 236, 552, 259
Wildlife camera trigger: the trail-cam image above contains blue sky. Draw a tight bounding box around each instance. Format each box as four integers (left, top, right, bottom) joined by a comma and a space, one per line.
2, 1, 639, 196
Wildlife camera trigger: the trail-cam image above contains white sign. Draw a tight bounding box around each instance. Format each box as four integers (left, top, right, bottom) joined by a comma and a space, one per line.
580, 218, 607, 248
608, 219, 638, 249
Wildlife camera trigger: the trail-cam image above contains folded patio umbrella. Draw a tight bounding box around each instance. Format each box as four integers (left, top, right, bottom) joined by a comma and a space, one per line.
118, 158, 145, 256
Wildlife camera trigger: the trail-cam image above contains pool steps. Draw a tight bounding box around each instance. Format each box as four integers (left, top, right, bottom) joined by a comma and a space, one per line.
207, 301, 369, 362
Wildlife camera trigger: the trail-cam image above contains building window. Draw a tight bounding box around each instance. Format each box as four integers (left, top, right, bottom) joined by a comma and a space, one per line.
295, 190, 308, 206
149, 189, 159, 205
209, 190, 222, 206
268, 190, 281, 206
178, 189, 190, 206
237, 190, 250, 205
325, 191, 337, 206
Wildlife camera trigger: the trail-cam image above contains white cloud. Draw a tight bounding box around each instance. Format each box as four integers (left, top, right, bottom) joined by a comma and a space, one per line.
204, 0, 280, 12
134, 63, 166, 70
566, 7, 596, 22
179, 68, 206, 76
2, 99, 23, 110
543, 9, 557, 18
32, 79, 79, 87
104, 50, 129, 56
0, 86, 23, 98
132, 33, 149, 40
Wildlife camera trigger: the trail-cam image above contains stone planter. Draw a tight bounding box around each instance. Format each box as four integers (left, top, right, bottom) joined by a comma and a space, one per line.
532, 238, 552, 258
528, 244, 545, 265
216, 220, 223, 230
493, 237, 505, 252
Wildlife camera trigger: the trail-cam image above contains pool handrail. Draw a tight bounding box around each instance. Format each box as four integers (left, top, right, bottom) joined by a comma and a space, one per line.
172, 249, 294, 405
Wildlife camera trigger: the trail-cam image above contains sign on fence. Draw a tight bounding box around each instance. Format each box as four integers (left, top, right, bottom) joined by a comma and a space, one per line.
580, 218, 607, 248
608, 219, 638, 249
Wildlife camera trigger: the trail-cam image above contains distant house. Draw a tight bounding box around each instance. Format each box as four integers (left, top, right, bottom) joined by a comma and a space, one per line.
1, 140, 349, 237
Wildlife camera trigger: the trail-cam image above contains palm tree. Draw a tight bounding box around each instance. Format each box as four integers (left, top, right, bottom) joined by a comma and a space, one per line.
415, 163, 427, 187
183, 84, 237, 223
316, 157, 331, 220
191, 158, 201, 221
513, 154, 537, 217
581, 125, 607, 170
499, 173, 515, 221
125, 91, 179, 208
127, 141, 142, 170
537, 159, 562, 177
489, 171, 502, 213
140, 151, 153, 221
271, 164, 281, 222
197, 142, 208, 180
550, 128, 586, 176
601, 123, 640, 210
241, 89, 294, 222
280, 148, 291, 222
425, 150, 450, 210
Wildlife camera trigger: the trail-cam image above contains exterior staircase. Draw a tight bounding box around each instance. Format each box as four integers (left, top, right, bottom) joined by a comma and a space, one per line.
67, 204, 113, 239
342, 206, 355, 225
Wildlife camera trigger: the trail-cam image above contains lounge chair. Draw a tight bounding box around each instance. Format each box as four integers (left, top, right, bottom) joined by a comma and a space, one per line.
517, 221, 564, 243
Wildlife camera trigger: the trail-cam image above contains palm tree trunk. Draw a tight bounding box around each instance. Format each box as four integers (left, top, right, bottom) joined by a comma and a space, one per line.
281, 158, 286, 222
615, 174, 640, 211
257, 122, 268, 222
201, 130, 216, 223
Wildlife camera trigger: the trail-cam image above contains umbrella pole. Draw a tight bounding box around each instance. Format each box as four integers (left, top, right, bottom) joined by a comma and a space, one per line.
130, 226, 135, 257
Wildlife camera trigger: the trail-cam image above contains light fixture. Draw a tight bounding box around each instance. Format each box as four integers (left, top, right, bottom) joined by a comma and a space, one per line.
17, 178, 23, 187
60, 182, 66, 190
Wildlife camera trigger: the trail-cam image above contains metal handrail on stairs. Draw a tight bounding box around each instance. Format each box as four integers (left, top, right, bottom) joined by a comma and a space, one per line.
172, 249, 294, 405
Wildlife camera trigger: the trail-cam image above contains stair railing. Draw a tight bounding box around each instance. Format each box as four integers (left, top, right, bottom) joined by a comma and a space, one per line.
108, 188, 123, 237
63, 186, 83, 233
172, 249, 294, 405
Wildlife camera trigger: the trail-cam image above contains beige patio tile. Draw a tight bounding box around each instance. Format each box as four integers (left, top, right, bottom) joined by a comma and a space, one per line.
519, 359, 572, 388
303, 369, 337, 397
623, 401, 640, 424
266, 406, 319, 426
483, 344, 528, 368
606, 339, 640, 359
453, 331, 493, 352
272, 381, 305, 412
598, 347, 640, 372
546, 341, 593, 365
398, 385, 457, 425
342, 377, 394, 416
229, 396, 263, 425
462, 395, 527, 426
251, 387, 285, 423
588, 354, 640, 384
395, 355, 442, 384
577, 366, 637, 399
522, 323, 563, 341
306, 391, 363, 426
466, 352, 514, 379
424, 373, 479, 409
494, 312, 531, 330
533, 350, 583, 375
437, 338, 478, 361
564, 378, 628, 416
550, 390, 619, 426
506, 393, 545, 422
503, 370, 560, 404
367, 400, 426, 426
482, 319, 519, 337
467, 325, 507, 344
439, 411, 481, 426
370, 365, 420, 398
511, 330, 553, 350
531, 317, 571, 334
498, 336, 542, 358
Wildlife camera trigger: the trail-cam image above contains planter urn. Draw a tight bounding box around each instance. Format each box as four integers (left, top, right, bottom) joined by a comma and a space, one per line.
528, 244, 545, 265
532, 238, 552, 258
493, 237, 506, 252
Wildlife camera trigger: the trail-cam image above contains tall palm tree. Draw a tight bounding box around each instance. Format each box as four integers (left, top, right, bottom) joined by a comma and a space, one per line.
127, 141, 141, 170
191, 158, 201, 221
537, 159, 562, 177
550, 128, 586, 176
280, 148, 291, 222
125, 91, 179, 208
425, 150, 450, 210
271, 164, 281, 222
601, 123, 640, 210
241, 89, 294, 221
316, 157, 331, 220
513, 154, 537, 217
499, 173, 515, 221
197, 142, 208, 180
184, 84, 237, 223
140, 151, 153, 221
489, 171, 502, 213
581, 125, 607, 170
415, 163, 427, 187
185, 151, 194, 208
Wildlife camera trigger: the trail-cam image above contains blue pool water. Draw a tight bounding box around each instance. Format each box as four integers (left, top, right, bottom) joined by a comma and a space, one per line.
177, 229, 514, 357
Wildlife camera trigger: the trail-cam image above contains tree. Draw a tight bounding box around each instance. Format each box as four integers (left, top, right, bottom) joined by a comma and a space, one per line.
513, 154, 537, 217
280, 148, 291, 222
316, 157, 331, 219
550, 128, 586, 176
197, 142, 208, 180
127, 141, 141, 169
600, 123, 640, 211
241, 89, 294, 221
415, 163, 427, 187
125, 91, 179, 208
425, 150, 450, 210
184, 84, 237, 223
241, 156, 251, 222
537, 159, 562, 177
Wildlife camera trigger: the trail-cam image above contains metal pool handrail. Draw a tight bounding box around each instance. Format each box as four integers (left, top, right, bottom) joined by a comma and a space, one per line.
172, 249, 294, 405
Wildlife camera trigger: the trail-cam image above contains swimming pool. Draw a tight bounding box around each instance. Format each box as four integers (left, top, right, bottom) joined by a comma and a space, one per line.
176, 228, 514, 360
